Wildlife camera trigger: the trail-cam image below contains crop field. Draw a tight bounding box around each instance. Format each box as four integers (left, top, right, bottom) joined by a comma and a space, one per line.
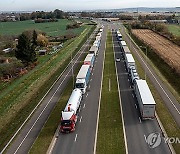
167, 24, 180, 36
0, 19, 85, 36
132, 29, 180, 74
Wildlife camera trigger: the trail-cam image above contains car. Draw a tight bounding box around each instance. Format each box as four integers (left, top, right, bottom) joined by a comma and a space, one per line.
116, 58, 120, 62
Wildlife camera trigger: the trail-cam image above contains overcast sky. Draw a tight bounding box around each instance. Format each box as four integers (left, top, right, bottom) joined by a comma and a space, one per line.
0, 0, 179, 11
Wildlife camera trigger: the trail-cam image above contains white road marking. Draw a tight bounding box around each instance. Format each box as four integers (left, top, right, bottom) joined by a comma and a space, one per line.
89, 85, 91, 89
132, 94, 134, 98
83, 104, 86, 108
48, 136, 58, 154
92, 73, 94, 76
86, 93, 88, 98
90, 79, 92, 82
109, 79, 111, 92
139, 117, 142, 123
74, 134, 78, 142
79, 116, 82, 122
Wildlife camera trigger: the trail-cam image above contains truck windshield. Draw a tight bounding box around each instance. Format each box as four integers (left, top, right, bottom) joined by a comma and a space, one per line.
75, 83, 84, 88
61, 120, 72, 126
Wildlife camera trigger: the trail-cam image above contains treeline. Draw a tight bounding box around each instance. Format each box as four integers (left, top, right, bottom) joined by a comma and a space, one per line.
19, 9, 68, 21
34, 18, 58, 23
129, 21, 180, 46
66, 22, 81, 30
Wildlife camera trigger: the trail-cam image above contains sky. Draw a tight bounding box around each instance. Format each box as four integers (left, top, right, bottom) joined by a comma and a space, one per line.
0, 0, 179, 11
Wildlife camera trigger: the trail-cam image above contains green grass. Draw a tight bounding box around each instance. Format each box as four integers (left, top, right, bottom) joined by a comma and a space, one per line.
0, 19, 85, 36
167, 24, 180, 37
0, 25, 95, 151
96, 31, 125, 154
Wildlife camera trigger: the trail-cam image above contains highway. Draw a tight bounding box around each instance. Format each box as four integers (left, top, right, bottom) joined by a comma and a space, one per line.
111, 26, 171, 154
119, 24, 180, 127
4, 27, 98, 154
51, 25, 107, 154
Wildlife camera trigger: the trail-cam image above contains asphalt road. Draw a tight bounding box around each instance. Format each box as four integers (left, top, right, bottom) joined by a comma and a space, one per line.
119, 24, 180, 127
4, 27, 98, 154
110, 24, 171, 154
52, 25, 107, 154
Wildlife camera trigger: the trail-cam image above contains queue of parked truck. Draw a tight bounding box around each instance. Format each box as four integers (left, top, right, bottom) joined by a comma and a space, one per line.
116, 30, 156, 120
60, 27, 103, 133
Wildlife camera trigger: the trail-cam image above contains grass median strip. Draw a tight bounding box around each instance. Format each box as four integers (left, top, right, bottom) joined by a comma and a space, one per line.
96, 31, 125, 154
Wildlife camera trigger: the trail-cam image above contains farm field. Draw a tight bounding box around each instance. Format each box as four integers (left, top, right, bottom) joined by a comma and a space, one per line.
167, 24, 180, 36
0, 19, 85, 36
132, 29, 180, 74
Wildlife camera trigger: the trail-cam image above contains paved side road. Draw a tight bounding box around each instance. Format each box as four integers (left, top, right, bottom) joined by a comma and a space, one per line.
120, 24, 180, 127
4, 28, 97, 154
52, 25, 107, 154
110, 23, 171, 154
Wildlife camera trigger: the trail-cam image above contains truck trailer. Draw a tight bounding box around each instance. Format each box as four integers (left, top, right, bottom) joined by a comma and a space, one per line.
124, 53, 135, 72
134, 80, 156, 120
122, 46, 131, 57
84, 54, 95, 70
89, 45, 98, 56
60, 88, 82, 133
75, 65, 91, 94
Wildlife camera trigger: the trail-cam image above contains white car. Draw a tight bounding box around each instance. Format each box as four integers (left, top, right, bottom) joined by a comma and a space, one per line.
116, 58, 120, 62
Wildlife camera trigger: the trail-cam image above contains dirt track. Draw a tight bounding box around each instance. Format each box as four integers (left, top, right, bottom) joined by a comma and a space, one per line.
132, 29, 180, 74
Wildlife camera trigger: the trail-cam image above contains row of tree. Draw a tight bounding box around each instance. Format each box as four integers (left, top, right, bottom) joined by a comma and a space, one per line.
19, 9, 68, 21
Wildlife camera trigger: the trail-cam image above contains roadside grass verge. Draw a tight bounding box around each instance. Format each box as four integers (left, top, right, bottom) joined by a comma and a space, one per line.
29, 47, 88, 154
130, 46, 180, 153
129, 30, 180, 103
0, 25, 95, 151
96, 31, 125, 154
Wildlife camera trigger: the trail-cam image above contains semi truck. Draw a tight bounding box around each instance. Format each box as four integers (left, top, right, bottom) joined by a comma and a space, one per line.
89, 45, 98, 56
124, 53, 136, 72
84, 54, 95, 70
75, 65, 91, 94
129, 66, 140, 84
122, 46, 131, 57
134, 80, 156, 120
93, 39, 100, 49
120, 41, 127, 47
116, 30, 122, 41
60, 88, 82, 133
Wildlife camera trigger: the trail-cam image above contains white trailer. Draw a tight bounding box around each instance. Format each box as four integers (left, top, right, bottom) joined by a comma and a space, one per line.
75, 65, 91, 94
121, 41, 127, 46
134, 80, 156, 120
89, 45, 98, 56
122, 46, 131, 55
125, 53, 135, 72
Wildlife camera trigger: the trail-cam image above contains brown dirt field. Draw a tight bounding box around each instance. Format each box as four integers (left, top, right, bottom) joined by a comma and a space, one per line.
132, 29, 180, 74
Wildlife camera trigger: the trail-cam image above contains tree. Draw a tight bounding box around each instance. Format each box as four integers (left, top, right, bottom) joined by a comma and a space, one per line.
37, 34, 48, 47
15, 32, 37, 65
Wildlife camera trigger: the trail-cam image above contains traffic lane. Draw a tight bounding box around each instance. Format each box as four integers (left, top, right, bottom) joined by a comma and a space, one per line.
72, 27, 107, 154
6, 54, 87, 154
52, 25, 107, 154
113, 32, 171, 154
120, 25, 180, 127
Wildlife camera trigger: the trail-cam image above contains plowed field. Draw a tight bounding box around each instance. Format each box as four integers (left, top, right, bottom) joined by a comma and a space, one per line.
132, 29, 180, 74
